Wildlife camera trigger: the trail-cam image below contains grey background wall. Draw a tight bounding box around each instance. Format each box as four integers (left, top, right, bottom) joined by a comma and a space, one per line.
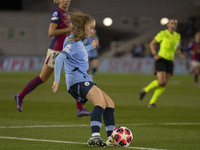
0, 0, 199, 56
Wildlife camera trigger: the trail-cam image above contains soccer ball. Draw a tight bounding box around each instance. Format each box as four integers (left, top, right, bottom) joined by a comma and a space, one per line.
110, 126, 133, 147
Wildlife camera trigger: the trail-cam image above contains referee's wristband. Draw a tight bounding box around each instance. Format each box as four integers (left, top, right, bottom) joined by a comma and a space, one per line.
153, 54, 156, 57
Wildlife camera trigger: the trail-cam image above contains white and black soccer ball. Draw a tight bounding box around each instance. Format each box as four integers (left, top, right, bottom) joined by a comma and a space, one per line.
111, 126, 133, 147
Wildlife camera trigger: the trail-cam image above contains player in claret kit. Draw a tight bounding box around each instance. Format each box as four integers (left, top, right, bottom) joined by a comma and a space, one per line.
14, 0, 92, 117
187, 32, 200, 85
139, 18, 185, 108
52, 10, 115, 147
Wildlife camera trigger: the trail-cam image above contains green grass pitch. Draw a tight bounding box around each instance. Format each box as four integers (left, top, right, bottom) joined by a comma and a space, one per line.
0, 72, 200, 150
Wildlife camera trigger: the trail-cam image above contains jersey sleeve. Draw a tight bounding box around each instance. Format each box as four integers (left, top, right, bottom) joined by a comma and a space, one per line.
54, 53, 65, 82
85, 45, 94, 52
154, 30, 164, 43
50, 9, 61, 24
62, 42, 73, 58
63, 37, 69, 49
177, 33, 181, 46
83, 38, 95, 52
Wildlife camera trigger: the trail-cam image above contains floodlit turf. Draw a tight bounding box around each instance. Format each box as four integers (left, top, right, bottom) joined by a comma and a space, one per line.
0, 72, 200, 150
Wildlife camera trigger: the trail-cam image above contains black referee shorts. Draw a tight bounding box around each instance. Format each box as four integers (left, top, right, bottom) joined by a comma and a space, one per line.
155, 58, 174, 75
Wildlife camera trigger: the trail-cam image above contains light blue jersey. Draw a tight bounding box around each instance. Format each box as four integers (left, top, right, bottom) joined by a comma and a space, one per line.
83, 36, 99, 59
54, 35, 93, 90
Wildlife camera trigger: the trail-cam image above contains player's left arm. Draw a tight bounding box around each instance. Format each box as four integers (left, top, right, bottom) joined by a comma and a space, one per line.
176, 46, 185, 60
85, 40, 99, 52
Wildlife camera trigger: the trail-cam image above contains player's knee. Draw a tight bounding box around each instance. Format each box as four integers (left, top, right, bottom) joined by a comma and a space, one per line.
112, 101, 115, 108
39, 75, 49, 82
98, 103, 106, 109
108, 100, 115, 108
158, 81, 167, 87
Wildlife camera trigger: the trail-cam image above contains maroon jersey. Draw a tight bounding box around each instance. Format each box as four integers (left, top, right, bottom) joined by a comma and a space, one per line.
49, 7, 71, 51
190, 41, 200, 61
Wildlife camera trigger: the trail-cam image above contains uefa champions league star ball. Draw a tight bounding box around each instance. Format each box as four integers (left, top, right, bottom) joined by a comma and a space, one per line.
111, 126, 133, 147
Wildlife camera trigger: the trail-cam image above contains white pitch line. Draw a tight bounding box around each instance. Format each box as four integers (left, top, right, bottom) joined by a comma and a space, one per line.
124, 122, 200, 126
0, 122, 200, 129
0, 124, 90, 129
0, 136, 86, 145
0, 136, 167, 150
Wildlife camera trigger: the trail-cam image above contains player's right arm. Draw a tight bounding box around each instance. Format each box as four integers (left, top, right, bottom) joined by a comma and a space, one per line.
52, 81, 59, 93
149, 39, 160, 60
150, 30, 164, 60
48, 9, 72, 37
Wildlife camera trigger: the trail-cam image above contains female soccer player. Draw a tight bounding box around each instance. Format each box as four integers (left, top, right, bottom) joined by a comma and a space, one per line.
139, 18, 185, 108
188, 32, 200, 85
14, 0, 92, 117
52, 10, 115, 147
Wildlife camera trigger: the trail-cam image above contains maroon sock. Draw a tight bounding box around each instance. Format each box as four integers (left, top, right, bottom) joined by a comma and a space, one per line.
76, 100, 83, 111
18, 76, 43, 100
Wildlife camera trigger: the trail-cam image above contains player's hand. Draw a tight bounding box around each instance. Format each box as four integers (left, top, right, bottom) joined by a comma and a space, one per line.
190, 51, 195, 55
69, 23, 73, 30
179, 54, 185, 60
65, 24, 73, 34
52, 81, 59, 93
92, 40, 99, 49
154, 55, 161, 60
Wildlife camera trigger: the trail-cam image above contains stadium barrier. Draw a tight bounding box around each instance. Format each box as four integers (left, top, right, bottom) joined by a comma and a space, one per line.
0, 56, 44, 72
98, 57, 189, 74
0, 56, 189, 74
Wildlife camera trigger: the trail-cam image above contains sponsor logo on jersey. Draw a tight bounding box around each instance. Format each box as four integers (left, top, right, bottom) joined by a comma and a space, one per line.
63, 47, 70, 53
66, 44, 72, 49
175, 43, 178, 49
53, 11, 58, 17
63, 44, 72, 53
51, 17, 58, 21
84, 56, 88, 61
